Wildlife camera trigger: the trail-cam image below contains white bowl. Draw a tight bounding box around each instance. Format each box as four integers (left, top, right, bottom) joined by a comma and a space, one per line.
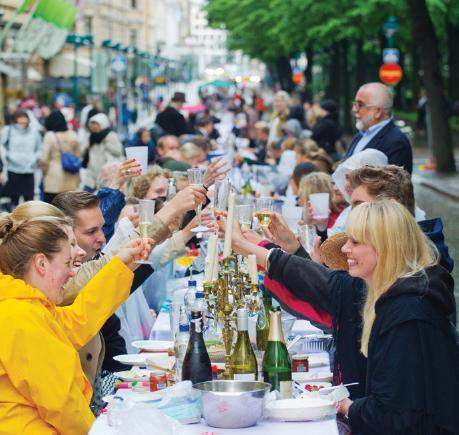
113, 369, 150, 382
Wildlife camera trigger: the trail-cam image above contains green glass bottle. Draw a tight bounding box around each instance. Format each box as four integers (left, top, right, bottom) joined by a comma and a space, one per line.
262, 306, 292, 398
232, 308, 258, 380
256, 288, 272, 351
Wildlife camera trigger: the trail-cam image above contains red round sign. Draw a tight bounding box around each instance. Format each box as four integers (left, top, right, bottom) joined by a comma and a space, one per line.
379, 63, 403, 85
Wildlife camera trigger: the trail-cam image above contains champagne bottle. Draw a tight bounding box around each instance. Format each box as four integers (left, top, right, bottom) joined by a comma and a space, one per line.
262, 306, 292, 398
181, 310, 212, 384
256, 287, 272, 351
232, 308, 258, 381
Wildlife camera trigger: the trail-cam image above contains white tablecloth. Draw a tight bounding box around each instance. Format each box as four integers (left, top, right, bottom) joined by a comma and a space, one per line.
90, 414, 339, 435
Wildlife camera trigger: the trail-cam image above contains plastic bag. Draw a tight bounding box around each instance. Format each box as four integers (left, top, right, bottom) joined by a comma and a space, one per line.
117, 403, 183, 435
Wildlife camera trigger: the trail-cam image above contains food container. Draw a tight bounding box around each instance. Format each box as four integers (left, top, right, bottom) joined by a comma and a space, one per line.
193, 380, 270, 429
294, 334, 333, 354
291, 355, 309, 372
149, 370, 168, 392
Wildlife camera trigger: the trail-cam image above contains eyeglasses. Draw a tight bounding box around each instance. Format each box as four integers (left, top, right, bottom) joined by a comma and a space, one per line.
352, 100, 391, 111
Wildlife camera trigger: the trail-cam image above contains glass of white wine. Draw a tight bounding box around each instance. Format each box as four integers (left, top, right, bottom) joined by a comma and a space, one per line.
136, 199, 155, 264
235, 204, 253, 231
187, 167, 210, 233
255, 197, 273, 228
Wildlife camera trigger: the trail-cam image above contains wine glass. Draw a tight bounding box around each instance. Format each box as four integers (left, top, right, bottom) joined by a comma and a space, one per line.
254, 197, 273, 228
213, 179, 230, 218
235, 204, 253, 231
187, 167, 210, 233
136, 199, 155, 264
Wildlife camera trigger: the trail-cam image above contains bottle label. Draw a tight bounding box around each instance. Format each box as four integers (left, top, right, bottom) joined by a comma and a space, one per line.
279, 380, 292, 399
233, 373, 256, 381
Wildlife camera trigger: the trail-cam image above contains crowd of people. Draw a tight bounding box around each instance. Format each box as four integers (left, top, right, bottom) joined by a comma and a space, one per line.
0, 81, 457, 435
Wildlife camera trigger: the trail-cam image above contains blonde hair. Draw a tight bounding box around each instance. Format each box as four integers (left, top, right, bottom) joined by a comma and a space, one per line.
294, 138, 319, 158
306, 105, 323, 128
298, 172, 338, 212
346, 201, 437, 356
10, 201, 67, 222
180, 142, 203, 161
0, 214, 69, 278
131, 165, 171, 199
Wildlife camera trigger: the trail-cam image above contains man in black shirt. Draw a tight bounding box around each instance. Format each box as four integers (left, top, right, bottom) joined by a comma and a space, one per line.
155, 91, 189, 136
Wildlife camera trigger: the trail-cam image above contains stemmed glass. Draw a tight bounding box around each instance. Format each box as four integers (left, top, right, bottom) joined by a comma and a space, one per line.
254, 197, 274, 228
136, 199, 155, 264
187, 167, 210, 233
213, 179, 231, 218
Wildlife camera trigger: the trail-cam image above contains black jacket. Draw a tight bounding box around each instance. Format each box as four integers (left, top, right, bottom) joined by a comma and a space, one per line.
155, 106, 189, 137
348, 266, 459, 435
311, 114, 341, 155
346, 120, 413, 173
267, 249, 367, 399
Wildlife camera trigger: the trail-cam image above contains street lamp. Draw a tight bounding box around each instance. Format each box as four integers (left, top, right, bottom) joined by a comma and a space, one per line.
66, 33, 94, 111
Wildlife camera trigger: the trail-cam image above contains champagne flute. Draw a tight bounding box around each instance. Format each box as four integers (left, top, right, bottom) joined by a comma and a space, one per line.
187, 167, 210, 233
213, 178, 230, 218
298, 224, 317, 254
254, 197, 273, 228
136, 199, 155, 264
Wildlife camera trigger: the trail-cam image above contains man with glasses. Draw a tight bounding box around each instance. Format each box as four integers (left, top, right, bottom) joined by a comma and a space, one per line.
345, 82, 412, 173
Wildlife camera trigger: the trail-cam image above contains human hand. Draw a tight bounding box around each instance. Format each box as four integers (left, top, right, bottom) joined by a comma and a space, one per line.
162, 185, 207, 218
203, 157, 231, 187
112, 159, 142, 190
117, 238, 155, 269
266, 212, 300, 254
309, 236, 323, 263
306, 201, 329, 232
241, 229, 265, 245
336, 398, 353, 416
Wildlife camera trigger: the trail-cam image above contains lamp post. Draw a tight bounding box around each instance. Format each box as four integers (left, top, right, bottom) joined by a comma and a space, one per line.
67, 33, 94, 111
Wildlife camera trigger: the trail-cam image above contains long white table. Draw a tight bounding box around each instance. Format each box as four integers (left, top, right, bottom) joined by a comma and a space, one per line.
90, 413, 339, 434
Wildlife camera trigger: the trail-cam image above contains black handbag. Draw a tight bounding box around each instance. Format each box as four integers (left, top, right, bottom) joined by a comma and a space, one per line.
55, 133, 81, 173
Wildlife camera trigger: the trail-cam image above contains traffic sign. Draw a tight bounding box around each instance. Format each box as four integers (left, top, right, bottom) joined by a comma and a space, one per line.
383, 48, 399, 64
379, 63, 403, 85
111, 55, 126, 73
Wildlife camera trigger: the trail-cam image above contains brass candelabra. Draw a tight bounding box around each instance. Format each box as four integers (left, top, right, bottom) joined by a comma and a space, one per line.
203, 255, 260, 379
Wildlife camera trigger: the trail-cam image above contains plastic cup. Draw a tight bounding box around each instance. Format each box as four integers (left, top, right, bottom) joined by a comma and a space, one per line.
126, 146, 148, 174
281, 205, 303, 232
298, 224, 317, 254
309, 193, 330, 219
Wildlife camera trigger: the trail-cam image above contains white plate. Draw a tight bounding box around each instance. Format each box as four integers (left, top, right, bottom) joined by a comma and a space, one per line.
113, 369, 150, 382
264, 397, 335, 421
131, 340, 174, 352
298, 381, 332, 393
113, 354, 147, 366
292, 371, 333, 383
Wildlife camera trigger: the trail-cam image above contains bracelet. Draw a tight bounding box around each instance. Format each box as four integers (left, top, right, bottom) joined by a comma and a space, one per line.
264, 248, 274, 272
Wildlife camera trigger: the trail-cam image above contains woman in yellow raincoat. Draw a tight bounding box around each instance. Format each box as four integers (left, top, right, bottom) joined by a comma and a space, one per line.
0, 214, 151, 434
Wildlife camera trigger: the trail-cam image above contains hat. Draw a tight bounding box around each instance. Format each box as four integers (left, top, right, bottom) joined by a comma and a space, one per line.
319, 232, 349, 271
88, 112, 111, 130
320, 99, 338, 115
171, 92, 186, 103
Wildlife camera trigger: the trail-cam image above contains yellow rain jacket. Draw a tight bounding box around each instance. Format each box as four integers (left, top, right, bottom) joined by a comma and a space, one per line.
0, 256, 133, 435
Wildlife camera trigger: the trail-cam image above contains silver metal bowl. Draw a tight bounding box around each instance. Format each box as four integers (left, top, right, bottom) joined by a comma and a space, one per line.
193, 380, 271, 428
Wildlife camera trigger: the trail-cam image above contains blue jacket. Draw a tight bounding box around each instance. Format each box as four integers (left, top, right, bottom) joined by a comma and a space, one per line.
346, 120, 413, 173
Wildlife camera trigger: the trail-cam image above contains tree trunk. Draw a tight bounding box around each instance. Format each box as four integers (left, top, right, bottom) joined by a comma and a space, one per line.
408, 0, 456, 173
447, 21, 459, 102
305, 46, 313, 86
411, 42, 421, 110
355, 38, 365, 87
341, 39, 352, 133
326, 43, 341, 102
275, 56, 293, 93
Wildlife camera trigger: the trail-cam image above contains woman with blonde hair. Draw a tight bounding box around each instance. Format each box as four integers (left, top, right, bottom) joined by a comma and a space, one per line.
223, 200, 458, 433
0, 213, 152, 434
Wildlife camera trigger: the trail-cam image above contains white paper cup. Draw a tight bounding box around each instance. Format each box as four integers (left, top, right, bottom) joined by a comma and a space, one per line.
281, 206, 303, 232
126, 146, 148, 174
309, 193, 330, 219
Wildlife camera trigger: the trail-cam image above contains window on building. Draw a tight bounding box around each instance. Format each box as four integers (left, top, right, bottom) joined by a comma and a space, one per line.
131, 0, 137, 8
130, 29, 137, 47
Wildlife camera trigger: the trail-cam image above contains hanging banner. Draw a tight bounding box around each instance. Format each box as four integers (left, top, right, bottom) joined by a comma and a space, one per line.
14, 0, 78, 59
